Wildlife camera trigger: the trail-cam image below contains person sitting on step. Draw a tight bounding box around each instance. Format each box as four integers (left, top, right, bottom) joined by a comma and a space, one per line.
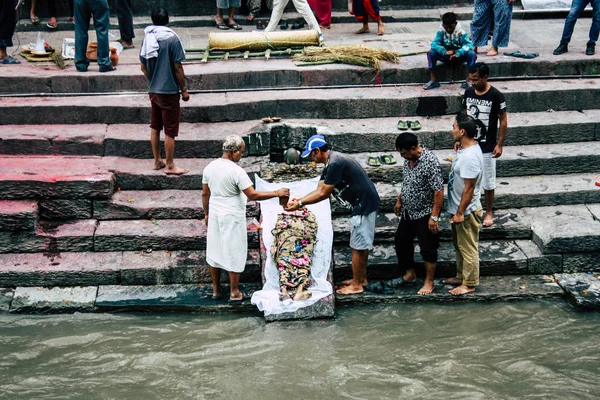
424, 12, 477, 90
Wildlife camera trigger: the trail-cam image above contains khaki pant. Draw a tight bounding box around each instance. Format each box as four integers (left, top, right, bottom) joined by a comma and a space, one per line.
451, 208, 483, 287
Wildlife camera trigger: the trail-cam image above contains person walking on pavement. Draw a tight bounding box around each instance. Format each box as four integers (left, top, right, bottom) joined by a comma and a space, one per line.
392, 133, 444, 295
140, 7, 189, 175
445, 113, 484, 296
285, 135, 380, 295
553, 0, 599, 56
203, 135, 290, 302
74, 0, 114, 72
462, 62, 507, 227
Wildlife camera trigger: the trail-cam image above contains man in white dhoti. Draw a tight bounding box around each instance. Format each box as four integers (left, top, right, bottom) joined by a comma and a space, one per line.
202, 135, 290, 302
264, 0, 322, 37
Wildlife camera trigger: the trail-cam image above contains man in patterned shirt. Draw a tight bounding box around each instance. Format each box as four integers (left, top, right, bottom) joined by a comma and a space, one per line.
393, 133, 444, 295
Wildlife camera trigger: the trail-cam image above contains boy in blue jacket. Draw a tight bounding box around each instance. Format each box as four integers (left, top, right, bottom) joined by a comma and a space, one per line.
424, 12, 477, 90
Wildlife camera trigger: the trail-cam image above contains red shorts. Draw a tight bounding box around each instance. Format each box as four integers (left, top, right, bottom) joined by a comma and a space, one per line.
149, 93, 181, 138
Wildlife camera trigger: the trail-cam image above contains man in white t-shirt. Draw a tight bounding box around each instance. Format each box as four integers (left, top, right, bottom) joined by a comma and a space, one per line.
202, 135, 289, 303
444, 113, 484, 296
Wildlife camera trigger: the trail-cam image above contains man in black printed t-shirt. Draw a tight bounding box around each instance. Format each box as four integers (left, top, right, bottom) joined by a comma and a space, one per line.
462, 62, 507, 227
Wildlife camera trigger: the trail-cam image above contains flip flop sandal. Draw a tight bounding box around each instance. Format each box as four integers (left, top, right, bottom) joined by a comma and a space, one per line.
211, 286, 226, 300
290, 22, 304, 30
226, 23, 242, 30
228, 292, 250, 304
423, 80, 441, 90
367, 156, 381, 167
271, 116, 281, 122
379, 154, 397, 165
280, 22, 288, 30
117, 39, 135, 49
262, 116, 273, 123
384, 277, 418, 288
31, 16, 40, 24
522, 52, 539, 59
364, 281, 393, 294
397, 119, 409, 130
409, 120, 422, 131
216, 22, 229, 30
503, 51, 522, 57
1, 56, 20, 64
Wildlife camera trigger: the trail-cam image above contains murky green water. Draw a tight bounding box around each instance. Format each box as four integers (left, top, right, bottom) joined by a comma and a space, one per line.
1, 301, 599, 399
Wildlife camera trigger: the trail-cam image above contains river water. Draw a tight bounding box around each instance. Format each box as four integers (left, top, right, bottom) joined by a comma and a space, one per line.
1, 300, 598, 400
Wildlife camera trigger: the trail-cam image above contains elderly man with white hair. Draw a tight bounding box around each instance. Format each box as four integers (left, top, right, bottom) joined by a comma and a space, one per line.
202, 135, 290, 302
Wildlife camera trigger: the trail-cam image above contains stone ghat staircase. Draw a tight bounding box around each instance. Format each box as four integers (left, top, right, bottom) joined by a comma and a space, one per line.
1, 65, 600, 315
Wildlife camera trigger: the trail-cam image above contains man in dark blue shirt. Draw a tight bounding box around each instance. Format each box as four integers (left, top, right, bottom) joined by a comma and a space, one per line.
285, 135, 380, 295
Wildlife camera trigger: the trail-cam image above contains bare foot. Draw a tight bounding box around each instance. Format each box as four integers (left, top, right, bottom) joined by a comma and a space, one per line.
443, 277, 462, 285
293, 290, 312, 301
341, 278, 367, 286
486, 47, 498, 56
483, 213, 494, 227
336, 284, 364, 295
355, 26, 370, 34
377, 21, 384, 36
164, 166, 189, 175
153, 160, 166, 170
417, 281, 435, 295
246, 15, 255, 21
320, 24, 331, 29
449, 284, 476, 296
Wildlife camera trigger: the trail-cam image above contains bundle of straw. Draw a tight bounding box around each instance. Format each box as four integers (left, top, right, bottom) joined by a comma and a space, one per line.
292, 45, 399, 69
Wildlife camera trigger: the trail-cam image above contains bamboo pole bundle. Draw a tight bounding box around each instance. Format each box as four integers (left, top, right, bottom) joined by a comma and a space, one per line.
208, 30, 320, 52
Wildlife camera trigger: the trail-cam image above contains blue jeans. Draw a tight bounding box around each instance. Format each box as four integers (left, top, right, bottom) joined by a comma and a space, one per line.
427, 49, 477, 69
74, 0, 112, 71
560, 0, 600, 45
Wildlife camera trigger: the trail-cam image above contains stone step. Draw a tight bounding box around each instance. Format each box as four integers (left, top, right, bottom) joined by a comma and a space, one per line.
335, 275, 564, 305
269, 111, 600, 156
370, 173, 600, 215
5, 53, 598, 96
93, 189, 260, 220
3, 110, 597, 158
333, 239, 563, 281
0, 217, 260, 253
526, 204, 600, 255
0, 219, 97, 254
94, 218, 259, 252
0, 156, 114, 200
6, 283, 262, 313
0, 249, 261, 287
332, 209, 532, 245
0, 155, 265, 199
4, 275, 574, 314
354, 141, 600, 184
0, 201, 38, 232
0, 123, 268, 158
2, 79, 599, 124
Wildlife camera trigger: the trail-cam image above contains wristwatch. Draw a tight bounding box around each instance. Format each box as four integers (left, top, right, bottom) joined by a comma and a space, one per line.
430, 215, 439, 222
298, 200, 304, 208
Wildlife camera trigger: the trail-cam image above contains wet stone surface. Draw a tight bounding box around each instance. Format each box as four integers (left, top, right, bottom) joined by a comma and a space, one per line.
0, 288, 13, 312
555, 273, 600, 311
10, 286, 98, 313
95, 284, 262, 313
39, 199, 93, 219
335, 275, 564, 305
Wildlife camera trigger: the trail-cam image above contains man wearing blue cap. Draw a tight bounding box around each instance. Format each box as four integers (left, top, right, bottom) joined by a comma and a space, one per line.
285, 135, 380, 295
